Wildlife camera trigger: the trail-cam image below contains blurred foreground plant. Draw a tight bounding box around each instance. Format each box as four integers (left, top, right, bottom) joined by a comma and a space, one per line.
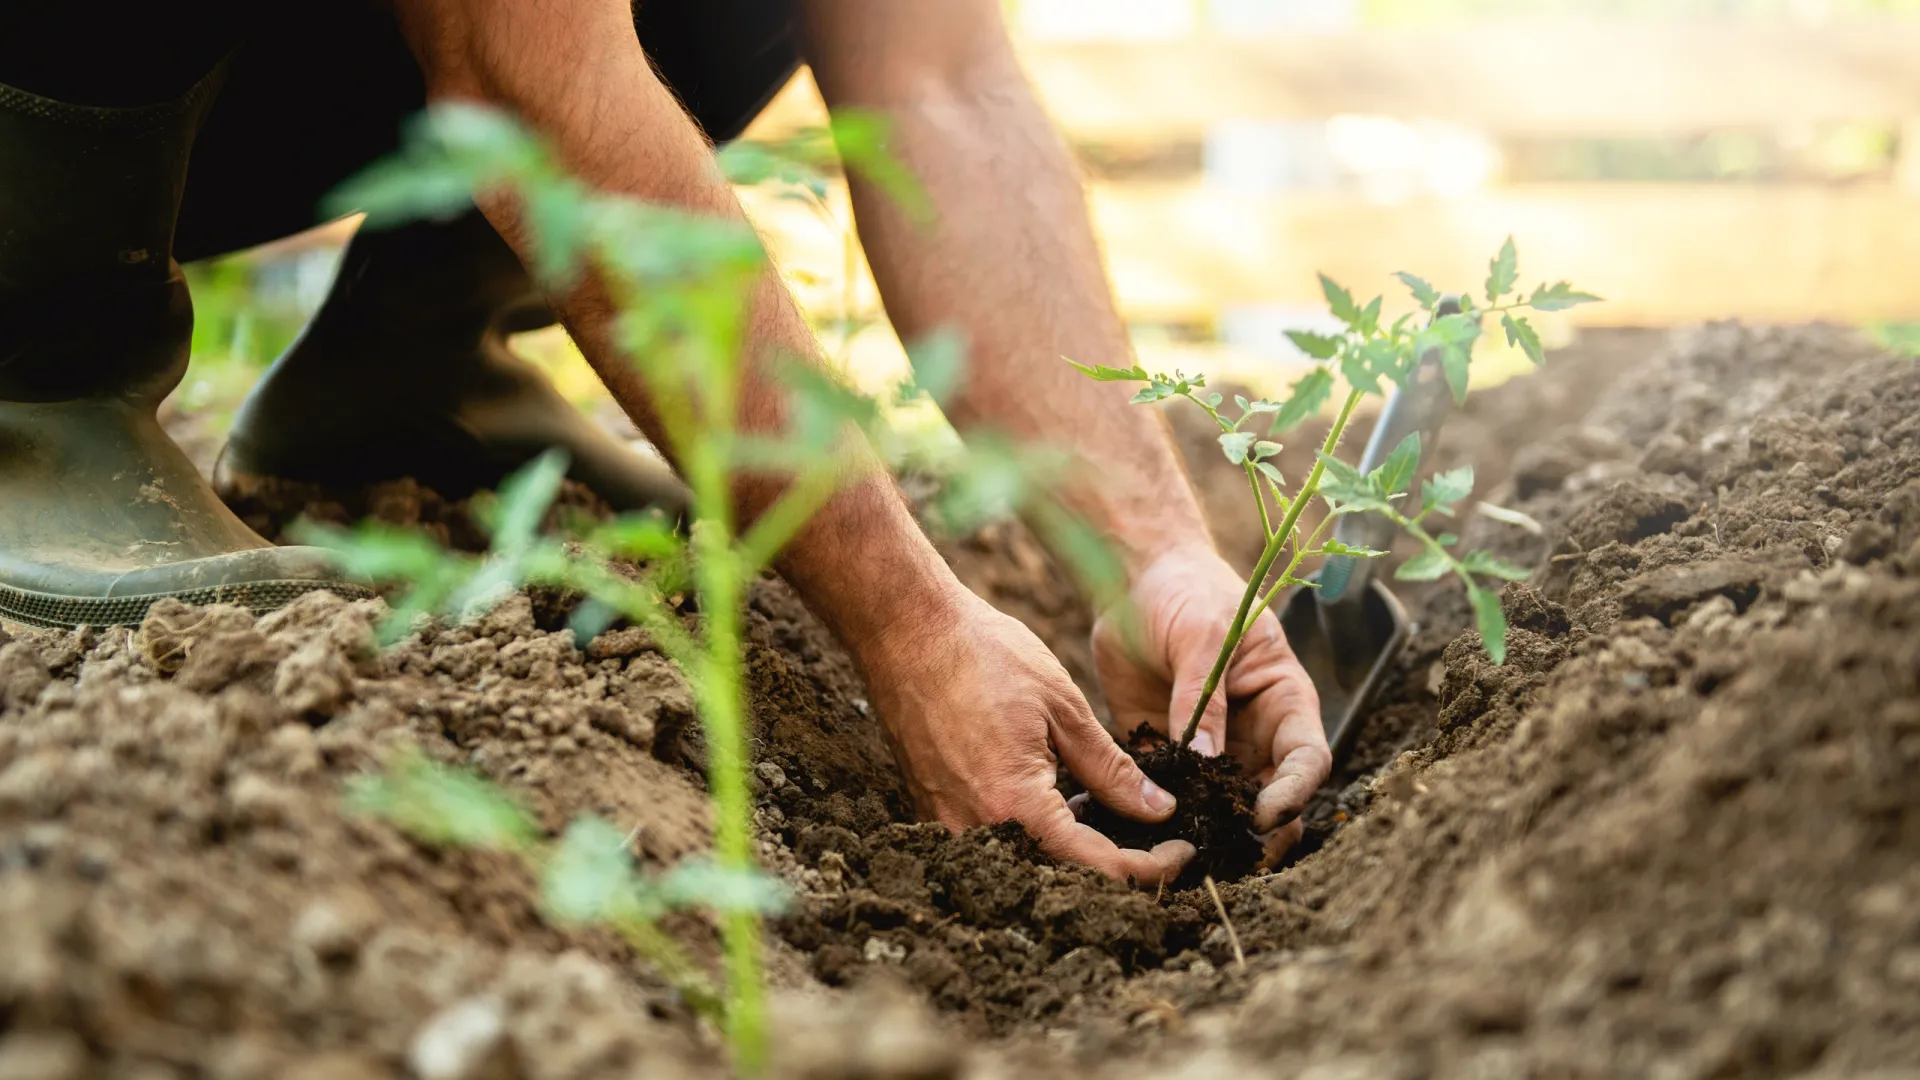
294, 102, 1103, 1071
1075, 240, 1598, 747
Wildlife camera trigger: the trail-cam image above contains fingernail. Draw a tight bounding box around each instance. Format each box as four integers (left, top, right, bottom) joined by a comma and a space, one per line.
1191, 730, 1218, 757
1142, 777, 1176, 814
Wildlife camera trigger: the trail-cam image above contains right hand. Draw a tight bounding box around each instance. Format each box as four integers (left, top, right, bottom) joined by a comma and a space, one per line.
855, 586, 1194, 886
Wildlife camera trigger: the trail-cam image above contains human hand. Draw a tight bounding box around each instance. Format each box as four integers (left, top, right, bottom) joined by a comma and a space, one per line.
855, 585, 1194, 886
1091, 546, 1330, 861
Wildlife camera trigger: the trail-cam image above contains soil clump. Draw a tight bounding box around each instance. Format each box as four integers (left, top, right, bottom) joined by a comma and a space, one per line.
1078, 727, 1263, 887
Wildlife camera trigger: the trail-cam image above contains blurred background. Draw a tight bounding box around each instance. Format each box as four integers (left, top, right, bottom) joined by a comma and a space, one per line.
179, 0, 1920, 430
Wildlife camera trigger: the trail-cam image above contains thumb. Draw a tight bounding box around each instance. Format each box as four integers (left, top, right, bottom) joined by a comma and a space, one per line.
1168, 659, 1229, 758
1053, 705, 1178, 824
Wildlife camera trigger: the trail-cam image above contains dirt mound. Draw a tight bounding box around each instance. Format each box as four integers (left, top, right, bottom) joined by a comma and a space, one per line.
7, 323, 1917, 1078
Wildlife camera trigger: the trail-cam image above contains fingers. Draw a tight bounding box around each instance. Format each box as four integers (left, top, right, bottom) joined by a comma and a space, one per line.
1168, 660, 1229, 758
1052, 699, 1178, 823
1027, 795, 1194, 886
1255, 741, 1333, 834
1256, 819, 1306, 870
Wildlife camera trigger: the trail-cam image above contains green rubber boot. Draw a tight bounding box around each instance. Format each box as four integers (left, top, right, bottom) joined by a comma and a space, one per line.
215, 212, 689, 516
0, 67, 370, 630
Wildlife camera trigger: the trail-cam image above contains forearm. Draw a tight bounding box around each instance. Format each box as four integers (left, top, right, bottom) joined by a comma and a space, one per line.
393, 0, 964, 656
804, 9, 1212, 577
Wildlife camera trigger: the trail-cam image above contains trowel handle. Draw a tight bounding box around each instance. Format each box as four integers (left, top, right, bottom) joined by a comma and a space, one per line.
1318, 296, 1462, 605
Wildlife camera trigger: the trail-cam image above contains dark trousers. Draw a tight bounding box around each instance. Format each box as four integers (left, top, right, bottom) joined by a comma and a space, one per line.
0, 1, 801, 261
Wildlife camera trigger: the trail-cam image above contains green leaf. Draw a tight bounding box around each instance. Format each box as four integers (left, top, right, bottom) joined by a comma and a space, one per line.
1502, 313, 1546, 366
1422, 465, 1475, 513
905, 327, 967, 405
1219, 431, 1259, 465
828, 108, 933, 224
1285, 329, 1343, 360
1395, 271, 1441, 310
1322, 539, 1386, 558
653, 859, 792, 916
482, 449, 570, 552
1205, 391, 1225, 408
1528, 281, 1604, 312
1032, 498, 1129, 610
1242, 398, 1282, 418
1395, 547, 1454, 581
1436, 531, 1460, 547
1066, 359, 1150, 383
1359, 295, 1383, 336
1315, 452, 1370, 502
1477, 501, 1546, 535
346, 754, 539, 852
543, 817, 638, 925
1339, 349, 1382, 396
1371, 431, 1422, 496
784, 362, 882, 449
1486, 236, 1519, 303
1469, 584, 1509, 665
1252, 440, 1284, 460
1271, 367, 1335, 432
1255, 460, 1286, 489
1463, 550, 1532, 581
1320, 274, 1363, 328
586, 511, 682, 560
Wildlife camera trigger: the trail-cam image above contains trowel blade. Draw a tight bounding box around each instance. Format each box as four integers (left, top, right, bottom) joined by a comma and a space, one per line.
1278, 577, 1412, 764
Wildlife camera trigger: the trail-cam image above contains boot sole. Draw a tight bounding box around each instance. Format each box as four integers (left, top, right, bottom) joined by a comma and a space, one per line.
0, 578, 375, 630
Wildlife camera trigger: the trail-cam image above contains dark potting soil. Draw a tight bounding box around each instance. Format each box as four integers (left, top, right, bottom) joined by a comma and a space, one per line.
1077, 725, 1263, 888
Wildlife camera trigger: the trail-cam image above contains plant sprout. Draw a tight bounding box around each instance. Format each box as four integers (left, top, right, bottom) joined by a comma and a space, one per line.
1073, 240, 1598, 747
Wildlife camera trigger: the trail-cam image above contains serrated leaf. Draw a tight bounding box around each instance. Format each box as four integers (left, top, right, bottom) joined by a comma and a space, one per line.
1242, 398, 1282, 417
1486, 236, 1519, 303
1285, 329, 1342, 361
1320, 274, 1363, 328
1463, 550, 1532, 581
1422, 465, 1475, 513
1067, 359, 1150, 383
1528, 281, 1604, 312
1395, 547, 1453, 581
1315, 452, 1370, 502
1469, 584, 1508, 665
543, 817, 638, 925
1502, 313, 1546, 366
1252, 440, 1284, 460
1219, 430, 1259, 464
1395, 271, 1441, 310
1371, 431, 1422, 496
1271, 367, 1335, 433
1477, 502, 1545, 535
1322, 540, 1386, 558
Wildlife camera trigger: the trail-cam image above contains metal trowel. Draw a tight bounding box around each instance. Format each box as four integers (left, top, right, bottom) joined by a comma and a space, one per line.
1279, 299, 1461, 762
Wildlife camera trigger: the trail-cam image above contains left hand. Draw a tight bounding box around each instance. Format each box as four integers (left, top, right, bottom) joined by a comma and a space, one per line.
1091, 546, 1331, 862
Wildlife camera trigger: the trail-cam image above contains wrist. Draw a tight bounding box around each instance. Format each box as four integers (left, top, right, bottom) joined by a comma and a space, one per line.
774, 476, 974, 669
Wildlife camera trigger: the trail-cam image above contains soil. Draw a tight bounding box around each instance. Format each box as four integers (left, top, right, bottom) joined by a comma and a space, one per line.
5, 325, 1918, 1078
1078, 728, 1263, 888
